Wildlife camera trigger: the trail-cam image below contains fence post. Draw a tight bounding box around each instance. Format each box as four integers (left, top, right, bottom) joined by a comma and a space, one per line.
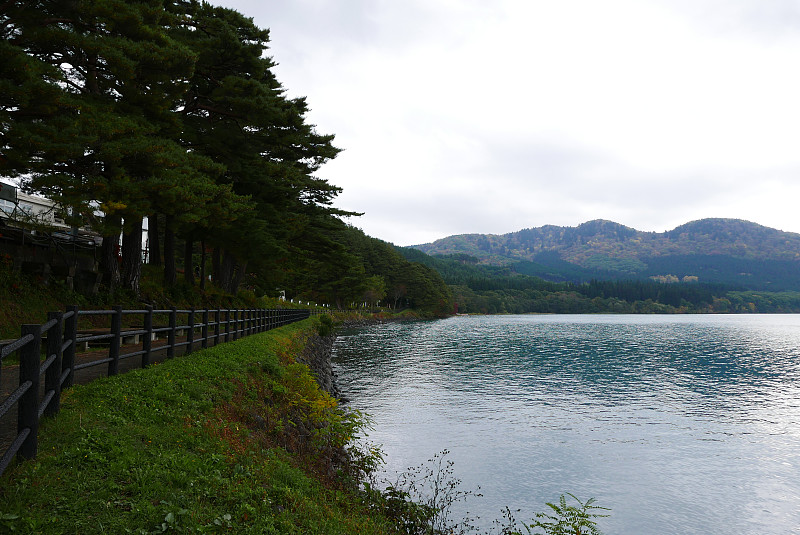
167, 308, 177, 358
108, 306, 122, 376
18, 324, 42, 460
186, 308, 195, 355
214, 309, 221, 345
44, 312, 63, 418
142, 306, 153, 368
232, 310, 239, 341
225, 309, 231, 342
201, 309, 209, 349
63, 305, 78, 388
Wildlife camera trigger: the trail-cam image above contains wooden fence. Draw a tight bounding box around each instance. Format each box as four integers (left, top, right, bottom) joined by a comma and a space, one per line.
0, 306, 314, 477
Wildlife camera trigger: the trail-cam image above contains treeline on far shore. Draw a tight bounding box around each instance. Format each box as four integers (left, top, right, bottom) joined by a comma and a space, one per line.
450, 283, 800, 315
399, 248, 800, 315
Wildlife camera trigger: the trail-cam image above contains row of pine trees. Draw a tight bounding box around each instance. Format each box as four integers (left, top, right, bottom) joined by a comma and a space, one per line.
1, 1, 453, 314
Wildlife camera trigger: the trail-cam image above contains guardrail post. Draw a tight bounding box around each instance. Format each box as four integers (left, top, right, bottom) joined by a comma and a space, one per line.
44, 312, 63, 418
19, 324, 42, 460
142, 306, 153, 368
186, 308, 195, 355
201, 309, 209, 349
63, 305, 78, 388
214, 309, 221, 345
108, 306, 122, 376
167, 308, 176, 358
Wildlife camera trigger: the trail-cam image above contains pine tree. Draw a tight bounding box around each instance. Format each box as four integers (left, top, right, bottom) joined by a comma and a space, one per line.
2, 0, 247, 293
168, 2, 348, 294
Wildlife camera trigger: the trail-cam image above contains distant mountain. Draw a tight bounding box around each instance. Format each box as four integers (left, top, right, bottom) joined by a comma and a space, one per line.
411, 219, 800, 290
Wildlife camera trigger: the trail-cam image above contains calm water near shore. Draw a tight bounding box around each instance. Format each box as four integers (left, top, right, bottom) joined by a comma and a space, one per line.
331, 314, 800, 534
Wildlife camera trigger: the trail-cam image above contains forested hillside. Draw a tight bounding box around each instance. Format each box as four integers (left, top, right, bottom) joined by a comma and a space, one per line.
0, 1, 451, 316
413, 218, 800, 291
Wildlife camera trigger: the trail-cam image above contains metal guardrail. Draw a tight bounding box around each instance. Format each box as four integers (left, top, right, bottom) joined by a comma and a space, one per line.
0, 306, 314, 477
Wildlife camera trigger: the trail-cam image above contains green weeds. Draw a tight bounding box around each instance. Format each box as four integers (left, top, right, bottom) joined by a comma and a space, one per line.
0, 321, 395, 534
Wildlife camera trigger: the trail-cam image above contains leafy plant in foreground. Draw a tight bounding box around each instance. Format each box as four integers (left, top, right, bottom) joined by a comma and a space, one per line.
523, 493, 609, 535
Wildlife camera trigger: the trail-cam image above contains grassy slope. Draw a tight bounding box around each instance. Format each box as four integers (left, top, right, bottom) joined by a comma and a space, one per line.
0, 321, 396, 534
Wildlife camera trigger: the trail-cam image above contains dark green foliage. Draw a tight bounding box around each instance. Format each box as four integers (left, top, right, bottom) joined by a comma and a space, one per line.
282, 226, 452, 316
316, 314, 334, 337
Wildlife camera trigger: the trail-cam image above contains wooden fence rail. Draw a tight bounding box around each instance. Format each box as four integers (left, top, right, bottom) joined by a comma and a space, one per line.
0, 306, 314, 477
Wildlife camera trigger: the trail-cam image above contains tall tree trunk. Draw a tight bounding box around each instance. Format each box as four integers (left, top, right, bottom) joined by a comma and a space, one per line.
184, 236, 195, 286
220, 249, 236, 294
199, 240, 207, 290
100, 215, 121, 291
163, 214, 176, 286
121, 217, 143, 294
232, 259, 247, 294
211, 247, 221, 285
148, 213, 161, 266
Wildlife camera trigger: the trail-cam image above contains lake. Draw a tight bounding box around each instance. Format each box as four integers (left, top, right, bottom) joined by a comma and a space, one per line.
331, 314, 800, 534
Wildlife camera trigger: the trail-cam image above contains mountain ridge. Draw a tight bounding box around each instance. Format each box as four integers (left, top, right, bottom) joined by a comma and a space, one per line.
413, 218, 800, 263
410, 218, 800, 290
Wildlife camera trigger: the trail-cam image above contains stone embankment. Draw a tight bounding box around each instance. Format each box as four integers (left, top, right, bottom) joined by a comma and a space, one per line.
297, 331, 341, 399
298, 315, 414, 402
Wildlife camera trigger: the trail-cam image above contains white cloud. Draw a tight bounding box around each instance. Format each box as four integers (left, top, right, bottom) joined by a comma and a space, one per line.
217, 0, 800, 245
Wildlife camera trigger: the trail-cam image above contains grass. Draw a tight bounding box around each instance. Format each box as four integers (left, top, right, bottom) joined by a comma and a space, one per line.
0, 320, 398, 534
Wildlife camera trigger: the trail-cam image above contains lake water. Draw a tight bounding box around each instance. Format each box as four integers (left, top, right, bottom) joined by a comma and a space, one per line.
331, 314, 800, 534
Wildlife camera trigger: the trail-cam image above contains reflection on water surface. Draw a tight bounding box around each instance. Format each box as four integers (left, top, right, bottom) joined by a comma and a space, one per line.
332, 315, 800, 535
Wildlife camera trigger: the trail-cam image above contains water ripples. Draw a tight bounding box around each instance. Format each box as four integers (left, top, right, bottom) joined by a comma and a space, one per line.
333, 315, 800, 534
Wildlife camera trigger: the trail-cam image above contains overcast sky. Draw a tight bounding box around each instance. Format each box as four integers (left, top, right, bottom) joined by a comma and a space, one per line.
216, 0, 800, 246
